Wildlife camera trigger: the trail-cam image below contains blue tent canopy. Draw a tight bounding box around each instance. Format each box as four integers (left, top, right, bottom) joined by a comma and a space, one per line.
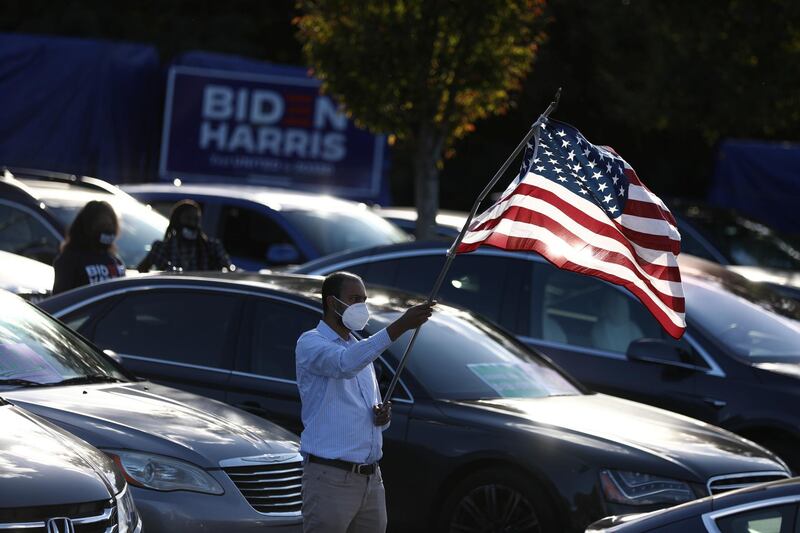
0, 33, 162, 182
709, 139, 800, 233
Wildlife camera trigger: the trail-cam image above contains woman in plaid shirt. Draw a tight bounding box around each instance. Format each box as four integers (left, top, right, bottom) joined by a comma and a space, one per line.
137, 200, 232, 272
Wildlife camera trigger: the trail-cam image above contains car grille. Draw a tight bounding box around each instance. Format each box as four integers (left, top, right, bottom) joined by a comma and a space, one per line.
223, 453, 304, 516
0, 498, 116, 532
707, 471, 791, 495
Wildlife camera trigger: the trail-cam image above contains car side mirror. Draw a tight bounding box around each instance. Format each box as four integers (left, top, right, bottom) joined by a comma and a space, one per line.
266, 243, 300, 265
103, 349, 123, 364
627, 338, 699, 371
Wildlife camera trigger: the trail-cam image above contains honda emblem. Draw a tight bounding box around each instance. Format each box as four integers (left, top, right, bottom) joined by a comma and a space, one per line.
46, 517, 75, 533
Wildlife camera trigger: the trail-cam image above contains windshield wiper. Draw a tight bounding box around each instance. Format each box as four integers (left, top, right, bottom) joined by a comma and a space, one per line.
52, 375, 126, 386
0, 378, 51, 388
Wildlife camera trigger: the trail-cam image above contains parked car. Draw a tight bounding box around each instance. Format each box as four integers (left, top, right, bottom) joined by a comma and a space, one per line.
587, 476, 800, 532
0, 288, 303, 532
0, 250, 53, 301
41, 273, 791, 533
372, 206, 467, 240
670, 200, 800, 300
0, 399, 142, 531
293, 242, 800, 472
0, 167, 169, 268
122, 182, 410, 270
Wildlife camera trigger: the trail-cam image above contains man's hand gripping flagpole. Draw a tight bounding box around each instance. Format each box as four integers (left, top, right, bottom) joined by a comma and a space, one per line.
380, 88, 562, 404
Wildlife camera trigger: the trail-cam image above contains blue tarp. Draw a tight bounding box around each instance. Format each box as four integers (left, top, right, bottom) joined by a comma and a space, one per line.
0, 33, 162, 182
709, 139, 800, 233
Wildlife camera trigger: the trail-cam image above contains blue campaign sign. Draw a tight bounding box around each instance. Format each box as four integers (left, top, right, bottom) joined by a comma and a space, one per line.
159, 66, 386, 199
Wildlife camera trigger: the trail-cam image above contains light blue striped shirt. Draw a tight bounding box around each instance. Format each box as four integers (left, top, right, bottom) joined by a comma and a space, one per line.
295, 320, 392, 464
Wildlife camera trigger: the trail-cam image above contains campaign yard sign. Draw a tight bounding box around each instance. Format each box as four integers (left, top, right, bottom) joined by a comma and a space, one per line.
159, 66, 386, 199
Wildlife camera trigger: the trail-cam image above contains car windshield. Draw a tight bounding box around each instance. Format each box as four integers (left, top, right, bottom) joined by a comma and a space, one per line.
283, 208, 410, 256
0, 291, 127, 388
686, 280, 800, 362
45, 197, 168, 266
367, 305, 580, 400
685, 210, 800, 269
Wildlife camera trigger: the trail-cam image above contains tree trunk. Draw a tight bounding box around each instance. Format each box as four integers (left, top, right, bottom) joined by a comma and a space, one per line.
413, 123, 445, 241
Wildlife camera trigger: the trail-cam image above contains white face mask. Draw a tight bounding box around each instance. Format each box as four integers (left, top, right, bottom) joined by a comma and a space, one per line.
334, 297, 370, 331
181, 227, 199, 240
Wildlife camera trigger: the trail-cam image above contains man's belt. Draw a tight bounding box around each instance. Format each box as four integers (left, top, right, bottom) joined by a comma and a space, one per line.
308, 454, 378, 475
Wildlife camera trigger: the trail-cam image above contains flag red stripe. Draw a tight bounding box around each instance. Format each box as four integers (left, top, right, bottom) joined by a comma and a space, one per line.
458, 215, 685, 310
616, 223, 681, 255
458, 232, 685, 338
624, 199, 678, 227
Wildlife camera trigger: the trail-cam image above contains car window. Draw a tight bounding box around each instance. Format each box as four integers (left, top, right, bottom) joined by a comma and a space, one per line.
367, 307, 580, 400
92, 291, 239, 369
249, 299, 320, 380
219, 205, 303, 263
686, 279, 800, 362
714, 503, 797, 533
0, 203, 60, 263
45, 198, 168, 267
0, 292, 127, 387
532, 263, 700, 361
282, 208, 410, 256
676, 221, 718, 262
349, 254, 531, 334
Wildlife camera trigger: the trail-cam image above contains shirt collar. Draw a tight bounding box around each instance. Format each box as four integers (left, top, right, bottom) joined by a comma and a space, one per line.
317, 320, 350, 342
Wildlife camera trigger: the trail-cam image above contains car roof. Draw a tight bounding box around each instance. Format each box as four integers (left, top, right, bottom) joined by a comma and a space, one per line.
1, 167, 138, 205
40, 270, 429, 317
122, 182, 370, 213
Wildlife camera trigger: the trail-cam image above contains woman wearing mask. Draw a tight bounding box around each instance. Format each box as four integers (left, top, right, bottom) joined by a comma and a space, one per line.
137, 199, 232, 272
52, 200, 126, 294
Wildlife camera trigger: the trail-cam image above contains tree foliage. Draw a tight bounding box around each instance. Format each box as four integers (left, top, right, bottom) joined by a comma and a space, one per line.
295, 0, 547, 237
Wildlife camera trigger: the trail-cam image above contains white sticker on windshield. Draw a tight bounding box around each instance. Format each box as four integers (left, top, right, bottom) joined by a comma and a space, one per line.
467, 363, 547, 398
0, 344, 62, 383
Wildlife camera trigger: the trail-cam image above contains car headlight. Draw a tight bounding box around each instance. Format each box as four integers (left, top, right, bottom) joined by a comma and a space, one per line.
106, 450, 224, 495
599, 469, 694, 506
116, 486, 141, 533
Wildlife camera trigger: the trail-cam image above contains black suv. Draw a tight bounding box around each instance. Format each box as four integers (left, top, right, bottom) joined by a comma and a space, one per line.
0, 167, 167, 266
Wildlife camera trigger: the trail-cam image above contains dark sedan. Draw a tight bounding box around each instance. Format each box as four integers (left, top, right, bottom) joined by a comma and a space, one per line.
293, 242, 800, 472
587, 477, 800, 532
670, 200, 800, 300
41, 273, 791, 533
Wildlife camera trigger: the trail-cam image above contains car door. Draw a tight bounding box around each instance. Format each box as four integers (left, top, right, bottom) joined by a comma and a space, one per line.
85, 288, 241, 400
523, 260, 715, 420
227, 294, 416, 434
0, 201, 61, 264
227, 296, 320, 434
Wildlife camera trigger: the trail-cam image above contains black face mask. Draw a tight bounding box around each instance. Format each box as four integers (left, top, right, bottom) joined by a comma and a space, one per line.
180, 226, 199, 240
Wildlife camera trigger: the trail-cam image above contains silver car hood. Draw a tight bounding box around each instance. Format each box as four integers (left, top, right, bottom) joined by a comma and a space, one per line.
0, 404, 122, 507
4, 382, 300, 468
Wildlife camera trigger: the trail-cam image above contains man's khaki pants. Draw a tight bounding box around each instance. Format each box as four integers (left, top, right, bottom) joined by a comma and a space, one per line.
301, 460, 387, 533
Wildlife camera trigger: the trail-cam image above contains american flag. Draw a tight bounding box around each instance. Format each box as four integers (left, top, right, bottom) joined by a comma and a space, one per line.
457, 119, 685, 338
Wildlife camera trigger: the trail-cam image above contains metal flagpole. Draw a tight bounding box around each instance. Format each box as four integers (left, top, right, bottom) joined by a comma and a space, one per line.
381, 88, 562, 404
